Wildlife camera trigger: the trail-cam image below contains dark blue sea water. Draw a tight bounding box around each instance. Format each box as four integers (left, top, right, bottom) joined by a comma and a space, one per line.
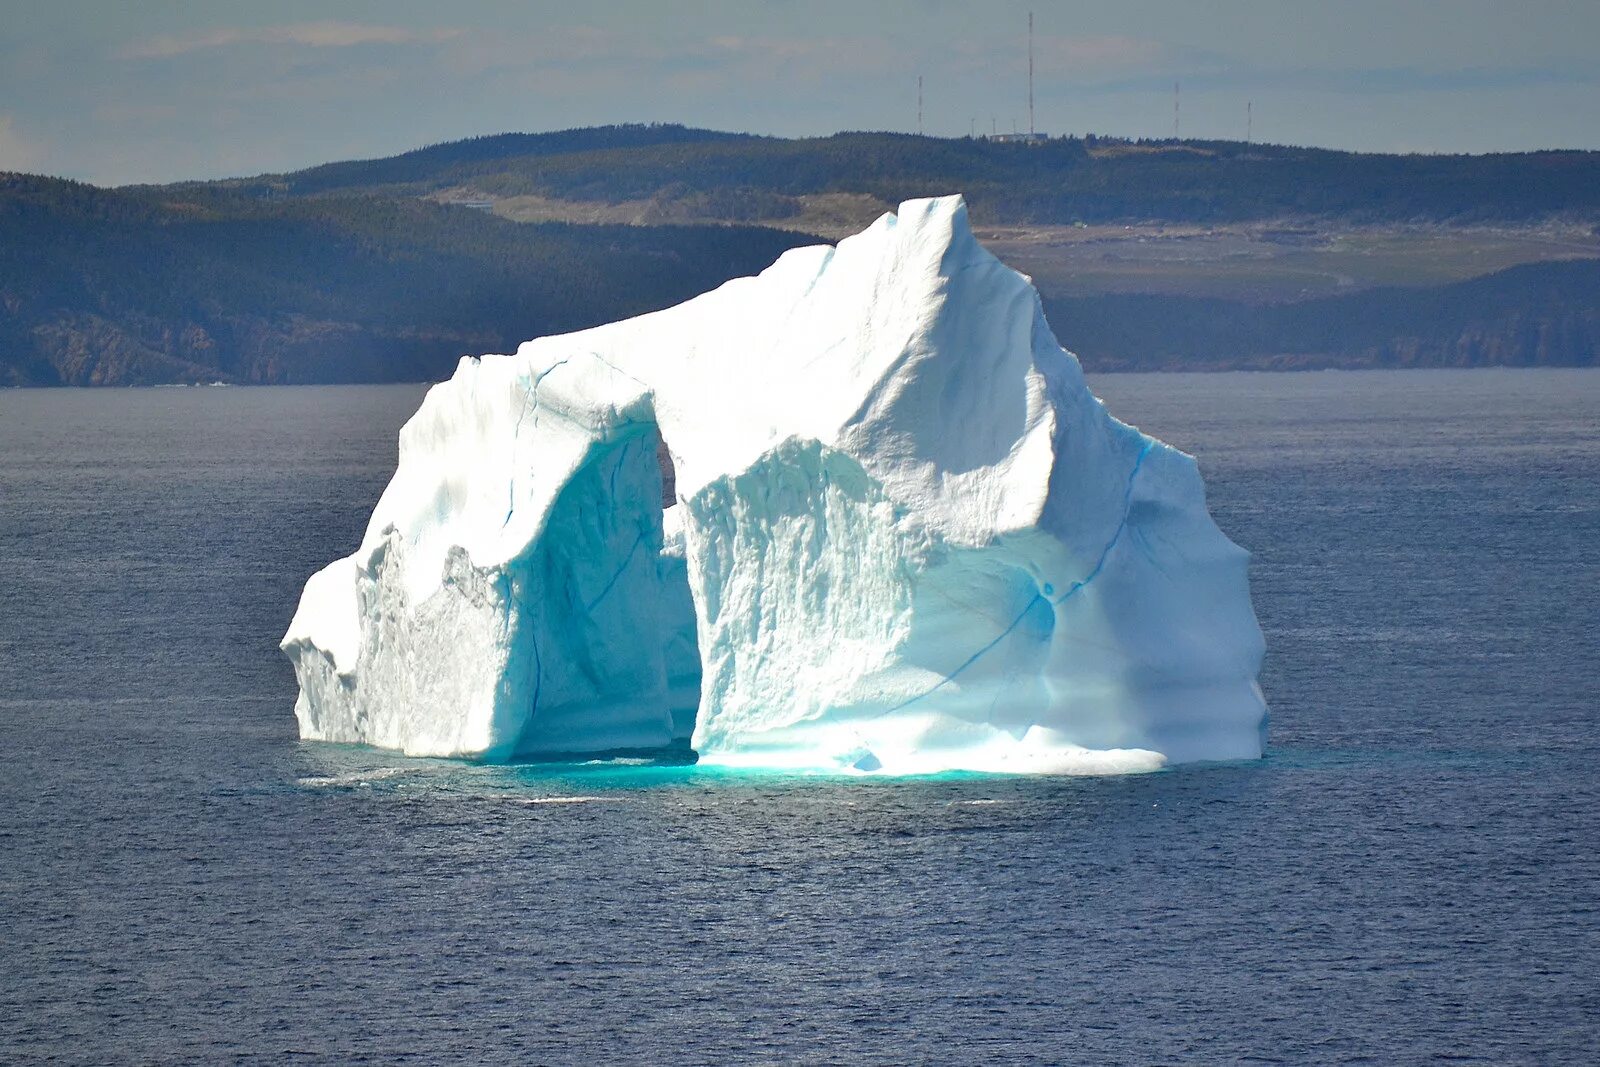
2, 370, 1596, 1064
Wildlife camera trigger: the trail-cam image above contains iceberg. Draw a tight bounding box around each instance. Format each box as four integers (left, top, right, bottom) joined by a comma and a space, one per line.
281, 195, 1266, 774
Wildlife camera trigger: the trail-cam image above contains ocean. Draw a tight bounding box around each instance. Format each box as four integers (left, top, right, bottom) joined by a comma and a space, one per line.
1, 370, 1595, 1063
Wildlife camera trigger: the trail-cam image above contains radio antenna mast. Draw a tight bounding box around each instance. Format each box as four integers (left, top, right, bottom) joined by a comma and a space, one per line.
1173, 81, 1181, 139
1246, 100, 1253, 143
918, 75, 923, 135
1028, 12, 1036, 136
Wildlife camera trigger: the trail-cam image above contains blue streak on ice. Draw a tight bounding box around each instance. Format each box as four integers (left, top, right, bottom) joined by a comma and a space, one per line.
885, 439, 1154, 713
526, 622, 544, 725
607, 441, 629, 503
1050, 439, 1153, 608
585, 529, 647, 613
884, 594, 1050, 714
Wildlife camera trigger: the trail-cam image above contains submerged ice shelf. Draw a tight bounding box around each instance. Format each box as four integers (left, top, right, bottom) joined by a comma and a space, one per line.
282, 195, 1267, 775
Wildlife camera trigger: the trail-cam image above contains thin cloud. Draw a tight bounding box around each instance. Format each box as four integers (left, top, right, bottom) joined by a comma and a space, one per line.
0, 115, 46, 172
437, 26, 902, 96
117, 22, 461, 61
1044, 34, 1169, 71
946, 32, 1181, 84
1069, 62, 1600, 99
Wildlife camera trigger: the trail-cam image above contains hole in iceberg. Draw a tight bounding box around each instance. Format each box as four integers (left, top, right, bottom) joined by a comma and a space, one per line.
507, 420, 702, 764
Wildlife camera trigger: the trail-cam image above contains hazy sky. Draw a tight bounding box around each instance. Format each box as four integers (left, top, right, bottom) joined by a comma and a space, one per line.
4, 0, 1598, 185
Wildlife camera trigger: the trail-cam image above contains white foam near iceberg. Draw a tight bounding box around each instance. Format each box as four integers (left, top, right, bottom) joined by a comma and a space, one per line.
282, 195, 1267, 774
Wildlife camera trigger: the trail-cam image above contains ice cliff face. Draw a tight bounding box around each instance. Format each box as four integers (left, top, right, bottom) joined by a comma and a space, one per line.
281, 196, 1267, 774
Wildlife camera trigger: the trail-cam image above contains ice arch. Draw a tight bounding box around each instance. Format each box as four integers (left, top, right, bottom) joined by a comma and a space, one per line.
282, 196, 1267, 774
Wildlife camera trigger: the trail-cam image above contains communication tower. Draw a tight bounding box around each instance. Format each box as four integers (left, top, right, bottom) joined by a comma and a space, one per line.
1028, 11, 1035, 136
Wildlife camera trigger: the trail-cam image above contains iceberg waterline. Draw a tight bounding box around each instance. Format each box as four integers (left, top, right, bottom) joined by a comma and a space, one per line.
281, 195, 1267, 775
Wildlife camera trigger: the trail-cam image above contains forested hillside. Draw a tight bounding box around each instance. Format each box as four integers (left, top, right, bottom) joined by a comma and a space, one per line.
1046, 259, 1600, 370
3, 125, 1599, 385
0, 172, 813, 386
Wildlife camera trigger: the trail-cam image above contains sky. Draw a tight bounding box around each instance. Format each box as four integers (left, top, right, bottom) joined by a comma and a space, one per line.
3, 0, 1598, 185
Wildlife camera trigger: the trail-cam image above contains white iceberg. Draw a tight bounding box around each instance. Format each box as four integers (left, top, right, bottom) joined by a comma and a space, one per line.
282, 195, 1266, 774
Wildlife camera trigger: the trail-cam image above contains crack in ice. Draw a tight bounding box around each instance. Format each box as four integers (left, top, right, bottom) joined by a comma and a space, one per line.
503, 358, 571, 528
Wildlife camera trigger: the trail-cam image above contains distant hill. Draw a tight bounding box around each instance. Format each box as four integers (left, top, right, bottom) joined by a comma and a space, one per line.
1046, 258, 1600, 371
0, 171, 814, 386
220, 125, 760, 201
3, 125, 1599, 385
187, 123, 1600, 229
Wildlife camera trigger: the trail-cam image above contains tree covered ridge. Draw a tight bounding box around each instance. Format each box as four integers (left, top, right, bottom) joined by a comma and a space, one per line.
1047, 258, 1600, 371
176, 124, 1600, 226
0, 171, 819, 386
